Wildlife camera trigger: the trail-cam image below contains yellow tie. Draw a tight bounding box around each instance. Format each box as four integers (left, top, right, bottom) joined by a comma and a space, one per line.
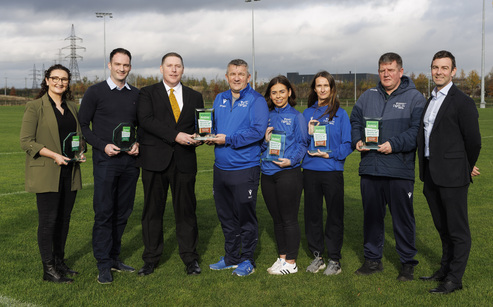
169, 88, 180, 122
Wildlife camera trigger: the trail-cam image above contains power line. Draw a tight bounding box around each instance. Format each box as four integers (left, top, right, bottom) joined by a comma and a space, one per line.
30, 64, 41, 89
62, 24, 85, 83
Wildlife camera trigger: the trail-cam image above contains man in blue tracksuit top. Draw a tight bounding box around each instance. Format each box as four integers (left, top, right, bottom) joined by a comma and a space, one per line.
350, 52, 425, 281
207, 59, 269, 277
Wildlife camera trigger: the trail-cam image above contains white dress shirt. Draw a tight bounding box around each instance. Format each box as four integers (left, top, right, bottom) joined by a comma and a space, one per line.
423, 81, 453, 157
163, 81, 184, 111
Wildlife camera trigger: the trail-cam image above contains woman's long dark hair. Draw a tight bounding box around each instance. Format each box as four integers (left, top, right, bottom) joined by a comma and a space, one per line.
307, 71, 339, 121
35, 64, 73, 101
263, 75, 297, 111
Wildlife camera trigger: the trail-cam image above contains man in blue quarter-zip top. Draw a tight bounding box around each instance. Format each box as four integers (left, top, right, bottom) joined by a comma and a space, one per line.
350, 52, 425, 281
206, 59, 269, 277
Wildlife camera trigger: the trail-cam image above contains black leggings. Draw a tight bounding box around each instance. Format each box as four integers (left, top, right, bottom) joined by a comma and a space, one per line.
36, 175, 77, 263
303, 170, 344, 261
261, 167, 303, 260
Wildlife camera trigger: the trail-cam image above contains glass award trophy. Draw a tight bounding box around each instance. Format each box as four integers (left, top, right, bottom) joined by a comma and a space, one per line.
194, 108, 215, 140
263, 130, 286, 161
62, 132, 86, 162
362, 117, 382, 150
112, 122, 137, 151
308, 120, 331, 154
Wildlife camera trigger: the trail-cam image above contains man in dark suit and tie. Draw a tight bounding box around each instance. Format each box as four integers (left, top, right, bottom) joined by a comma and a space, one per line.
136, 52, 204, 276
417, 50, 481, 294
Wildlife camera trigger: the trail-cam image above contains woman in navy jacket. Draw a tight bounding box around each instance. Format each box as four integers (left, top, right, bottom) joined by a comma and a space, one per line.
260, 75, 308, 275
302, 71, 352, 275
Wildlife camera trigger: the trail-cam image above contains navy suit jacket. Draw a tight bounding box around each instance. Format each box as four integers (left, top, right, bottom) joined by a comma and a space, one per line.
417, 84, 481, 187
136, 81, 204, 173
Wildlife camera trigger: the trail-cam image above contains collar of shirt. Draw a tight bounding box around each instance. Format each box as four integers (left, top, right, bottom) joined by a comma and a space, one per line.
163, 81, 184, 110
47, 94, 67, 108
163, 81, 182, 94
106, 77, 131, 91
431, 81, 453, 100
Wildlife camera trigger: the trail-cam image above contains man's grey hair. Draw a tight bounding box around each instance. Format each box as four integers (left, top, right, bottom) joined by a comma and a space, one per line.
226, 59, 250, 75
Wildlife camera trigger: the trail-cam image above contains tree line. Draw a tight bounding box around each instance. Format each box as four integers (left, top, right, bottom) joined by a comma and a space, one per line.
4, 68, 493, 103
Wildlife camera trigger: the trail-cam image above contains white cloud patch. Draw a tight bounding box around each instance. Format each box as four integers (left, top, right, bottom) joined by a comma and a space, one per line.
0, 0, 491, 88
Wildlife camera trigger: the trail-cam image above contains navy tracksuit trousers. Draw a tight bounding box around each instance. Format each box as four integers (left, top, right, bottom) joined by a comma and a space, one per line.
360, 175, 418, 265
213, 165, 260, 267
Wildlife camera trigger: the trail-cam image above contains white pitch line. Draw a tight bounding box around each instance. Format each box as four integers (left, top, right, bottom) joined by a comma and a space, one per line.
0, 170, 215, 197
0, 183, 95, 198
0, 295, 39, 307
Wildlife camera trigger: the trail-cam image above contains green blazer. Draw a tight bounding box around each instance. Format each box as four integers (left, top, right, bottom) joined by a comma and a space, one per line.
20, 93, 82, 193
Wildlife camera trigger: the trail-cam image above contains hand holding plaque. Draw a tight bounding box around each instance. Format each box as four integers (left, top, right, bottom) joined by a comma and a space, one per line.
194, 108, 216, 141
361, 117, 382, 150
62, 132, 86, 162
113, 122, 137, 152
308, 120, 331, 154
263, 130, 286, 162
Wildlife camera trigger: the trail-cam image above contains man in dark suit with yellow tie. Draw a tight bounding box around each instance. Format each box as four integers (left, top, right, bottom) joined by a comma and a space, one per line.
417, 50, 481, 294
136, 52, 204, 276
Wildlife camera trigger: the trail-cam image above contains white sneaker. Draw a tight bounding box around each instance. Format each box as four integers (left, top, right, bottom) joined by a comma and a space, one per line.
323, 260, 342, 276
270, 260, 298, 275
306, 255, 326, 273
267, 258, 283, 273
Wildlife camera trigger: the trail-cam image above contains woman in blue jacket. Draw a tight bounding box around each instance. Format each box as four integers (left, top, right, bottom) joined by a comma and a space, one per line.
302, 71, 352, 276
261, 75, 308, 275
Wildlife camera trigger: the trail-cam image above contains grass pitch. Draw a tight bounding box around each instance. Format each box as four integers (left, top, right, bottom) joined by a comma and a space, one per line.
0, 105, 492, 306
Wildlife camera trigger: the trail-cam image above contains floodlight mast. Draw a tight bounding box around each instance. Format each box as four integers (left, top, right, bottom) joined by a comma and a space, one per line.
95, 12, 113, 80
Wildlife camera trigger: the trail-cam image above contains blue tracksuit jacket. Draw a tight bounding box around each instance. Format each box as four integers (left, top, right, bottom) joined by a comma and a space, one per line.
302, 103, 353, 171
260, 104, 309, 176
212, 84, 269, 170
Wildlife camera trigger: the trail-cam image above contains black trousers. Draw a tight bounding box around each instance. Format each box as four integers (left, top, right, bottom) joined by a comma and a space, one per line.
423, 162, 470, 284
141, 159, 199, 265
36, 174, 77, 263
261, 167, 303, 260
303, 170, 344, 261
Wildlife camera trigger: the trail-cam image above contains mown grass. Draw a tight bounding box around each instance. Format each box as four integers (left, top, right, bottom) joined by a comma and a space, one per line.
0, 105, 492, 307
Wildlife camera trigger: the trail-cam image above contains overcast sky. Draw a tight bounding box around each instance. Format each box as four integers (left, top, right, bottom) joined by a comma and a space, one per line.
1, 0, 492, 89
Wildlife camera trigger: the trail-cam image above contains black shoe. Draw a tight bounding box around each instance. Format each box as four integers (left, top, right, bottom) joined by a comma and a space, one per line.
111, 261, 135, 273
355, 259, 383, 275
420, 269, 447, 282
43, 261, 73, 284
55, 257, 79, 276
429, 280, 463, 294
397, 263, 414, 281
97, 268, 113, 284
186, 260, 201, 275
138, 262, 157, 276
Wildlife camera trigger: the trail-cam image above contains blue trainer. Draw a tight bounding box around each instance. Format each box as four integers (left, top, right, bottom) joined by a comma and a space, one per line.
209, 256, 238, 270
232, 260, 255, 276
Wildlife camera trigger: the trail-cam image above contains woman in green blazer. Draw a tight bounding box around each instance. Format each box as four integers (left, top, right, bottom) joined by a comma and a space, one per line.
20, 64, 84, 284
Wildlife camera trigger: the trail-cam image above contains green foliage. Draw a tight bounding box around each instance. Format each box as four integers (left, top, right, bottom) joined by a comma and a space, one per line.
0, 106, 492, 306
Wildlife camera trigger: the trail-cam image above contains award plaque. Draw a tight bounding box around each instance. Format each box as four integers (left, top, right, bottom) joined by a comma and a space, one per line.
362, 117, 382, 150
263, 130, 286, 161
194, 108, 216, 140
62, 132, 86, 162
113, 122, 137, 151
308, 122, 331, 154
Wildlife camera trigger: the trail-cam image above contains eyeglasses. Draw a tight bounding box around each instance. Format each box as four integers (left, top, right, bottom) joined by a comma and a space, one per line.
49, 76, 70, 84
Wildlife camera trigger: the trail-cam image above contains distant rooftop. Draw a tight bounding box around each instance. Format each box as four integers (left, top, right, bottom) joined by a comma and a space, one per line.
287, 72, 379, 84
